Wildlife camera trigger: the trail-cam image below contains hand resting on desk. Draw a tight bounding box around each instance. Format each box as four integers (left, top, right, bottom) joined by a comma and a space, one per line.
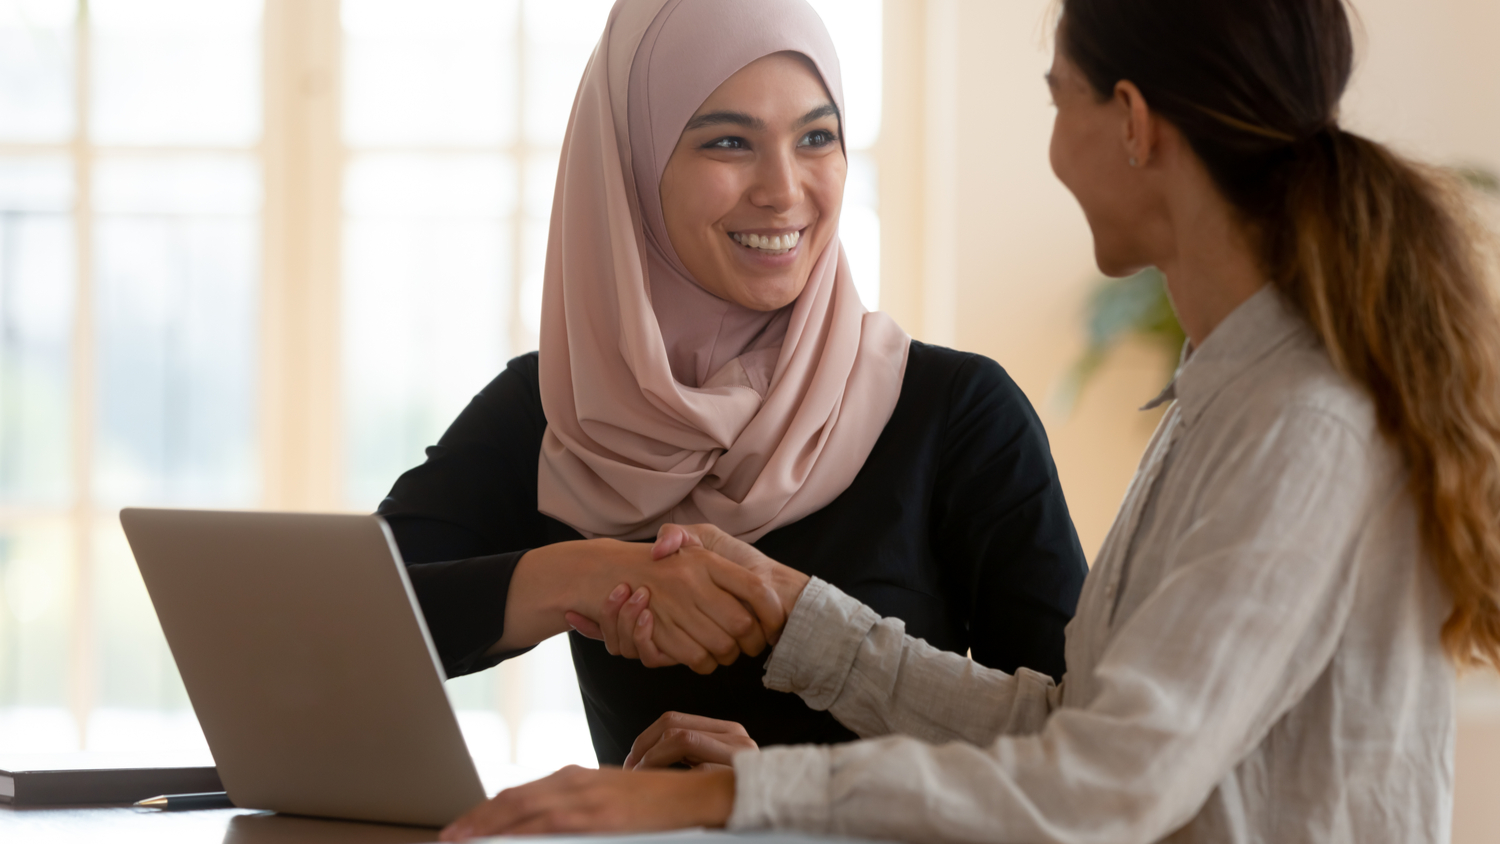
438, 765, 735, 841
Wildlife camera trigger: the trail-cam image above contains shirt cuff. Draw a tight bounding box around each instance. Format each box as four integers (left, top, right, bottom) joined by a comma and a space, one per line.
403, 549, 531, 677
763, 577, 881, 710
727, 744, 832, 833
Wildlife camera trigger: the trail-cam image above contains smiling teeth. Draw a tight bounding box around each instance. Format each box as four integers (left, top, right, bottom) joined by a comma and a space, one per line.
731, 230, 801, 254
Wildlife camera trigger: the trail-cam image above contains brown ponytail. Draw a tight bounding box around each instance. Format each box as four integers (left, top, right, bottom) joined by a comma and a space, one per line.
1272, 129, 1500, 666
1062, 0, 1500, 667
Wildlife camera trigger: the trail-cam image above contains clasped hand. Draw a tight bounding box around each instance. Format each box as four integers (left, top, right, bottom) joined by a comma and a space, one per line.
565, 523, 809, 673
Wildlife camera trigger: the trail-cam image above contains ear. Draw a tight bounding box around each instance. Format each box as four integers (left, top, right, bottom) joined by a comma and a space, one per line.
1113, 80, 1156, 168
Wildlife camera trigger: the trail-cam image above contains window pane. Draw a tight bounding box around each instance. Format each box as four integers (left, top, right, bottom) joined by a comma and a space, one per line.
517, 152, 557, 351
520, 216, 546, 349
343, 154, 515, 508
90, 0, 261, 146
343, 0, 518, 147
94, 154, 260, 215
89, 517, 206, 753
807, 0, 883, 151
0, 518, 74, 734
844, 150, 879, 310
0, 156, 74, 506
93, 155, 260, 507
520, 0, 612, 146
522, 149, 558, 223
0, 0, 74, 143
513, 636, 593, 774
0, 154, 72, 210
344, 153, 515, 218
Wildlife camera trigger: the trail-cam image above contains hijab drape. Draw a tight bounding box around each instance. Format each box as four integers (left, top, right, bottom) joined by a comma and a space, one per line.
536, 0, 910, 542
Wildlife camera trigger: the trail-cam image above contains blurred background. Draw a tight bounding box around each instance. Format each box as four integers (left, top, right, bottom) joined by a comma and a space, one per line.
0, 0, 1495, 834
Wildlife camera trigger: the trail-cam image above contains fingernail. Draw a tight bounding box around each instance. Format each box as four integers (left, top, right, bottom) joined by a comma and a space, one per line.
630, 587, 648, 604
610, 584, 628, 602
638, 609, 651, 627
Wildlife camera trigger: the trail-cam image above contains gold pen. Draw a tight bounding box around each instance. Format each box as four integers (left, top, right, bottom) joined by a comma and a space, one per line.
135, 791, 235, 810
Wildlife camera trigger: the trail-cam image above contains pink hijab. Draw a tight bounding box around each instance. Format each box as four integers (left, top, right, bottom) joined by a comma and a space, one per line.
536, 0, 910, 542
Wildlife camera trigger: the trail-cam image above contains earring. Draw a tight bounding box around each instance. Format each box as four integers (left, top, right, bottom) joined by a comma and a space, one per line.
1129, 156, 1139, 167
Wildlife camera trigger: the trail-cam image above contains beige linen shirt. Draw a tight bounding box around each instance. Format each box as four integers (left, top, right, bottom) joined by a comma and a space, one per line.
727, 287, 1455, 844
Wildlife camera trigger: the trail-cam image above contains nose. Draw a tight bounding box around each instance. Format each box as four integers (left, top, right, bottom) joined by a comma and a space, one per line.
746, 145, 802, 214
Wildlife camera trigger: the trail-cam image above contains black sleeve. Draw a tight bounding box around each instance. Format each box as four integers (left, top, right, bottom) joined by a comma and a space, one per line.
377, 352, 552, 677
932, 354, 1088, 682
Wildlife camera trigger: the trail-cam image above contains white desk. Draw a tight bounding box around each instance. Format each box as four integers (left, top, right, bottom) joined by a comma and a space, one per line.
0, 803, 882, 844
0, 804, 437, 844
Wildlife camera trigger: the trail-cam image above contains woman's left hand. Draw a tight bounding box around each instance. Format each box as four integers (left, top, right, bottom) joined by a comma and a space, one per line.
438, 765, 735, 841
623, 711, 758, 771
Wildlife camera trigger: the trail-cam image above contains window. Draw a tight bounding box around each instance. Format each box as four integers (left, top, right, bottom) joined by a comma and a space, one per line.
0, 0, 882, 778
0, 0, 262, 753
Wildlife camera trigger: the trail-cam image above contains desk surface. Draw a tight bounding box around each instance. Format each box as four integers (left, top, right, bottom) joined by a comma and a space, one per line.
0, 804, 439, 844
0, 804, 877, 844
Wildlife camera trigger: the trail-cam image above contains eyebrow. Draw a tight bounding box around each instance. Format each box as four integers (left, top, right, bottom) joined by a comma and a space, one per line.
684, 111, 766, 132
683, 102, 841, 133
795, 103, 840, 127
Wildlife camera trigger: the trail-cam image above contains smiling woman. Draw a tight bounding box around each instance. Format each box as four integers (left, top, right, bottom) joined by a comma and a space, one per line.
376, 0, 1087, 778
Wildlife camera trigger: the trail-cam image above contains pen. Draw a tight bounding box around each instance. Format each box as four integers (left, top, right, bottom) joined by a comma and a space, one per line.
134, 791, 235, 810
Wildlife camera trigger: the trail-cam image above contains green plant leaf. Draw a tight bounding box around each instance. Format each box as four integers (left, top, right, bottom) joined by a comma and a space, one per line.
1456, 165, 1500, 196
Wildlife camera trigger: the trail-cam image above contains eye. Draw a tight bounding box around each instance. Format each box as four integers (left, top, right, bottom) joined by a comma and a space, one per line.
703, 136, 748, 150
798, 129, 839, 148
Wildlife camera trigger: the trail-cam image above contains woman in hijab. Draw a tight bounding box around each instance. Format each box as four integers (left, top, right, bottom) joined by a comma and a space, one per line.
441, 0, 1500, 841
378, 0, 1087, 768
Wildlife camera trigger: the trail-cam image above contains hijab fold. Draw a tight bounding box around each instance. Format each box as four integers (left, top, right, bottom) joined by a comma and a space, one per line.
537, 0, 910, 542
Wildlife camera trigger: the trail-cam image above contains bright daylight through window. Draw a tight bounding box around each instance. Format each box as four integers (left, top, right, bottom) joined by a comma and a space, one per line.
0, 0, 882, 779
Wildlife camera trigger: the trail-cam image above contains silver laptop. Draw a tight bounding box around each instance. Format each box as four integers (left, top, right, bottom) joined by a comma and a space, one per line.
120, 508, 486, 827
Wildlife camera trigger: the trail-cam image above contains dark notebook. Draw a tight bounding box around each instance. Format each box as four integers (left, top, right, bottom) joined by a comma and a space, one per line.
0, 752, 222, 806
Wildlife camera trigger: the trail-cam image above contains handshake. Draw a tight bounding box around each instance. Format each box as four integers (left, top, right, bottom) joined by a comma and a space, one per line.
557, 524, 811, 676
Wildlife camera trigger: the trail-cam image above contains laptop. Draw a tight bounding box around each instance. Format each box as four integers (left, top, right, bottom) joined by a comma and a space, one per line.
120, 508, 487, 827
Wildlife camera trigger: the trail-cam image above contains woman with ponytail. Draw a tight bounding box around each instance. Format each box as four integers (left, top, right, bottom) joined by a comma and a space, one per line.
441, 1, 1500, 841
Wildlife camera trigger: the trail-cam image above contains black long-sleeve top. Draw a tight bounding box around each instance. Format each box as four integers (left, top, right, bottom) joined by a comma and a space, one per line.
378, 340, 1088, 765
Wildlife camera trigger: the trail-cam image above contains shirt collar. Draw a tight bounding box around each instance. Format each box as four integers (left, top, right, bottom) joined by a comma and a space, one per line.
1140, 285, 1306, 425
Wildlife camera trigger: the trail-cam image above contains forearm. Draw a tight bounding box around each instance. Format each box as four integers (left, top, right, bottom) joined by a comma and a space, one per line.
731, 725, 1165, 844
487, 541, 619, 654
766, 578, 1057, 745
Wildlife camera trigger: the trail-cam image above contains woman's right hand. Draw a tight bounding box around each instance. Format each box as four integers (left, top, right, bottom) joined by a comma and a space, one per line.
652, 524, 811, 642
613, 541, 785, 673
623, 712, 758, 772
566, 544, 779, 671
541, 538, 784, 674
576, 529, 810, 669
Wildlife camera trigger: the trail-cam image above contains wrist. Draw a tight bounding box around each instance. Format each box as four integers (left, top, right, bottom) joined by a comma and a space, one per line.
770, 565, 812, 619
493, 542, 613, 653
516, 540, 615, 619
688, 767, 736, 828
555, 539, 623, 617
